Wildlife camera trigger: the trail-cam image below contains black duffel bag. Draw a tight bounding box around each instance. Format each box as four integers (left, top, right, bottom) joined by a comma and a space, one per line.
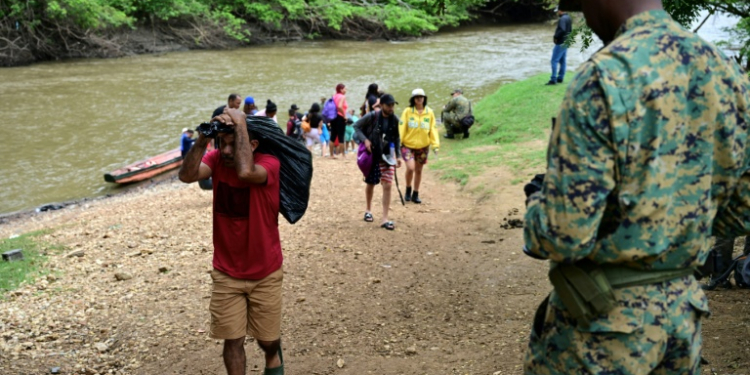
460, 101, 475, 129
460, 114, 475, 129
246, 116, 313, 224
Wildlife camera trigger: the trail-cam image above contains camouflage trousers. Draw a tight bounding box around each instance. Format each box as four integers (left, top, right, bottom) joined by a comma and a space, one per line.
441, 112, 464, 135
525, 275, 709, 375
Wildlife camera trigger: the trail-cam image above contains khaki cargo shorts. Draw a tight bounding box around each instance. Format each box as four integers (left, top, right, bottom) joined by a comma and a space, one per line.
209, 267, 283, 341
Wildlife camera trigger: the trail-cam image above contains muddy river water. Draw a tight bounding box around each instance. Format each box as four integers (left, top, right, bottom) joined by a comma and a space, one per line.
0, 16, 736, 215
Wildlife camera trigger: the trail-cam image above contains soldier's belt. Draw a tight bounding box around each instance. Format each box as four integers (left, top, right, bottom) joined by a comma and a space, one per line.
549, 260, 695, 328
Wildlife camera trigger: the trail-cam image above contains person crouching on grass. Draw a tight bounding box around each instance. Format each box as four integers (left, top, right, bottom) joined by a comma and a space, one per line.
178, 108, 285, 375
354, 93, 402, 230
398, 88, 439, 204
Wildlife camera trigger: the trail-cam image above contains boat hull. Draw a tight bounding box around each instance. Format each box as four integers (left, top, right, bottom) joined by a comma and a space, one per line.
104, 148, 183, 184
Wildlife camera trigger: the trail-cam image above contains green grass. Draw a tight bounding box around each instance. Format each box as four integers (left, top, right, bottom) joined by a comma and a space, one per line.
0, 230, 65, 297
431, 73, 567, 185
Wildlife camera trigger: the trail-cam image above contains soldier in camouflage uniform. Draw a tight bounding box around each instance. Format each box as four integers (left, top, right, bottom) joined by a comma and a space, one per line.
441, 89, 472, 139
522, 0, 750, 373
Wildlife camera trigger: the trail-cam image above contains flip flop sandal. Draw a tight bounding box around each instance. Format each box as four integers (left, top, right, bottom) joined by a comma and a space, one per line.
380, 221, 395, 230
263, 346, 284, 375
364, 212, 374, 222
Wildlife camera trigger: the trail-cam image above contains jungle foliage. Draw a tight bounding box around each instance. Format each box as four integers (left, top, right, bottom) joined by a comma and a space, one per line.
1, 0, 550, 65
566, 1, 750, 72
0, 0, 497, 42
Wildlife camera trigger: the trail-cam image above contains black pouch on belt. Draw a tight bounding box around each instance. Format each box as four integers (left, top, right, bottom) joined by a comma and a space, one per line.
548, 259, 617, 328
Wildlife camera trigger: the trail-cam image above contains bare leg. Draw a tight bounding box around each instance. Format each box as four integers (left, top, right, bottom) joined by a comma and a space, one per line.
405, 159, 416, 188
381, 181, 392, 224
257, 339, 282, 369
338, 144, 346, 158
365, 184, 375, 213
329, 142, 336, 159
223, 338, 246, 375
414, 162, 424, 191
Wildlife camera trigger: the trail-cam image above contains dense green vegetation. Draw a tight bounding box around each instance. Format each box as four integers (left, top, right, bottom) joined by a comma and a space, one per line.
2, 0, 484, 39
0, 230, 65, 297
1, 0, 551, 65
431, 73, 566, 186
570, 1, 750, 72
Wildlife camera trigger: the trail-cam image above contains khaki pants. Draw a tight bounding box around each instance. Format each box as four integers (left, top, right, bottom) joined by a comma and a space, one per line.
209, 267, 283, 341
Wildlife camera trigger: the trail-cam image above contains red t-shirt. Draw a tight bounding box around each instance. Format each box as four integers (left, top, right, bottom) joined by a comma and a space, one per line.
202, 149, 282, 280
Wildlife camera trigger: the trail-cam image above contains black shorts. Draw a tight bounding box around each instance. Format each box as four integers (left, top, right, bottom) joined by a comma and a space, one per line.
330, 116, 346, 144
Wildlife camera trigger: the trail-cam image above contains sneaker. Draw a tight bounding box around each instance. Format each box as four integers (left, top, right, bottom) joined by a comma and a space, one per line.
545, 81, 556, 86
557, 78, 564, 83
444, 134, 455, 139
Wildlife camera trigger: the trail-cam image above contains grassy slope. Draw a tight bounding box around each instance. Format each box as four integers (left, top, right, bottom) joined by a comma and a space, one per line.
0, 230, 64, 297
431, 73, 568, 186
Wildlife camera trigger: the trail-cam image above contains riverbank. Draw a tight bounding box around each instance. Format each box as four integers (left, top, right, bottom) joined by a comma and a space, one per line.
0, 0, 552, 67
1, 76, 749, 374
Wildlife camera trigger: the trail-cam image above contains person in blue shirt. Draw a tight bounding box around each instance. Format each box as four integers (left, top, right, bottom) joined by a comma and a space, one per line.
180, 128, 195, 159
546, 8, 572, 85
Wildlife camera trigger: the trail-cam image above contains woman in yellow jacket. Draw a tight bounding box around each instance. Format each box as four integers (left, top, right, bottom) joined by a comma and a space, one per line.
399, 88, 440, 204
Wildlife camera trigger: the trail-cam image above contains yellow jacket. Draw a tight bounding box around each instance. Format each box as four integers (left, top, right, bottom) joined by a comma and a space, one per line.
398, 106, 440, 151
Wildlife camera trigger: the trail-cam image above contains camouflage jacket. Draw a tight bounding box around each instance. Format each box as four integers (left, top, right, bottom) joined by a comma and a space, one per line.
444, 95, 471, 118
524, 10, 750, 271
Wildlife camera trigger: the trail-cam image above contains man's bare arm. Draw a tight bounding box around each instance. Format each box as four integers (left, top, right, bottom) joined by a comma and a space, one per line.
179, 136, 212, 183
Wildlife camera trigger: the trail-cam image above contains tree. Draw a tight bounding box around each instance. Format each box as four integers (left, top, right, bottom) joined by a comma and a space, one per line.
565, 0, 750, 71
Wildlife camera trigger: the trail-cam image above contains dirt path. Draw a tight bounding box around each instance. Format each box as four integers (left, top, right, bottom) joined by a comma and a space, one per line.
1, 154, 749, 374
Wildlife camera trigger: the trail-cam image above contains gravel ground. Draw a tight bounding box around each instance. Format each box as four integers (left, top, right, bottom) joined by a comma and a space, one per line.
1, 155, 748, 375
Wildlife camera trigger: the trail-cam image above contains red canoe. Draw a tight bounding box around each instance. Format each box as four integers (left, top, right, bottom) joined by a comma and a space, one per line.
104, 148, 183, 184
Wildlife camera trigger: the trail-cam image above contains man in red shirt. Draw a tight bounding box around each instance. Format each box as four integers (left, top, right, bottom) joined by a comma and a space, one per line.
179, 108, 284, 375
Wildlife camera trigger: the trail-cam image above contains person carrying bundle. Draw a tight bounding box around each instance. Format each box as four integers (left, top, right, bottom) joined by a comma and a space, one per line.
179, 107, 311, 375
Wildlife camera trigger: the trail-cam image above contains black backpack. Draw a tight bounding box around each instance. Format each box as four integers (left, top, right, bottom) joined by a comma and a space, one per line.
698, 251, 750, 289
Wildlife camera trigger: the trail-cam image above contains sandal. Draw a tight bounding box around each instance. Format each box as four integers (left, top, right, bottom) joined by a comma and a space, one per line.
263, 346, 284, 375
364, 212, 374, 222
380, 221, 395, 230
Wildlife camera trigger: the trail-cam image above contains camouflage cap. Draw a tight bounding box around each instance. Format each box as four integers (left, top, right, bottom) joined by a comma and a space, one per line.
558, 0, 581, 11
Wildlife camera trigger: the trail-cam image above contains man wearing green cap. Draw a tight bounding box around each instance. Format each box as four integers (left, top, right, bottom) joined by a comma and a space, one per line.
522, 0, 750, 373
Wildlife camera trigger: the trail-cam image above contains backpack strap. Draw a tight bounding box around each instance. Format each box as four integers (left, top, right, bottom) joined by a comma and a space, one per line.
371, 110, 381, 139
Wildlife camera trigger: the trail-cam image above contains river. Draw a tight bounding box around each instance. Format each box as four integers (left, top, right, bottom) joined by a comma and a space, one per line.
0, 15, 738, 215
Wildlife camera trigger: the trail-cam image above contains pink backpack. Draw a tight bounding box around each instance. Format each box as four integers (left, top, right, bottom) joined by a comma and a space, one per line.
357, 142, 373, 178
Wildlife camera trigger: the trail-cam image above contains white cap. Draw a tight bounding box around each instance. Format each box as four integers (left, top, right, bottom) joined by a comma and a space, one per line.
182, 127, 189, 133
411, 88, 426, 98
